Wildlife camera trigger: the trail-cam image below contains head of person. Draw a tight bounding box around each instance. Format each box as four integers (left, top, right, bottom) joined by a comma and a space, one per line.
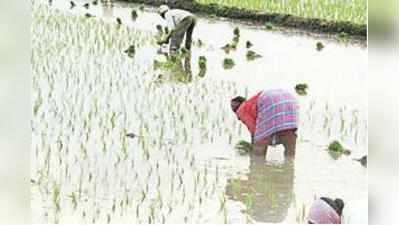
307, 197, 344, 224
231, 96, 246, 114
158, 5, 169, 18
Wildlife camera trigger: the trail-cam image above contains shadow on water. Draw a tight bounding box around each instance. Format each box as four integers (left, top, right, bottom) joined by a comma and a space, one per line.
225, 160, 295, 223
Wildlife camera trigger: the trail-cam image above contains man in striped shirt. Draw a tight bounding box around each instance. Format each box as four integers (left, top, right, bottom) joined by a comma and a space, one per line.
231, 89, 299, 160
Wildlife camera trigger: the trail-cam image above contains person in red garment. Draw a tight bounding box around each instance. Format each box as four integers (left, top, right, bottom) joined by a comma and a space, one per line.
231, 89, 299, 160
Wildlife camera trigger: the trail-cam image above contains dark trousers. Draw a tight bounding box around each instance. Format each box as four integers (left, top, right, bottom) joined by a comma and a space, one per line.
170, 16, 197, 53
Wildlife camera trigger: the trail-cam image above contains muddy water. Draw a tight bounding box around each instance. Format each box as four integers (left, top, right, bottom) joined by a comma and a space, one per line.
31, 0, 367, 224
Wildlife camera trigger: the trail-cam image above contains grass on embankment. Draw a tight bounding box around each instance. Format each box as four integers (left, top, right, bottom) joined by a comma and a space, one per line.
125, 0, 366, 39
196, 0, 366, 25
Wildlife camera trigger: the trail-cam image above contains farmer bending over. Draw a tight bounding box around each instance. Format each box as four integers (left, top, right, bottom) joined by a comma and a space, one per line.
157, 5, 197, 54
231, 89, 299, 161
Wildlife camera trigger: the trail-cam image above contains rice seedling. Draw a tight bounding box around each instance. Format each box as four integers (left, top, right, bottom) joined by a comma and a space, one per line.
223, 58, 235, 70
265, 22, 274, 30
246, 50, 262, 61
221, 43, 233, 54
246, 40, 253, 48
131, 10, 138, 21
124, 44, 136, 58
198, 56, 207, 77
316, 41, 325, 51
83, 3, 89, 9
116, 17, 122, 25
337, 32, 350, 42
52, 183, 61, 212
327, 140, 351, 155
197, 39, 203, 47
244, 192, 254, 213
233, 27, 240, 37
235, 140, 252, 155
85, 13, 94, 18
295, 83, 308, 96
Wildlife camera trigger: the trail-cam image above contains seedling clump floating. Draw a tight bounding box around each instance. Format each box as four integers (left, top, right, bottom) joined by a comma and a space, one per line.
316, 41, 324, 51
246, 50, 262, 61
116, 17, 122, 25
337, 32, 349, 42
295, 83, 308, 96
198, 56, 207, 77
223, 58, 235, 70
246, 41, 253, 49
328, 140, 351, 155
235, 140, 252, 155
85, 13, 94, 18
131, 10, 138, 21
124, 45, 136, 58
265, 22, 275, 30
233, 27, 240, 37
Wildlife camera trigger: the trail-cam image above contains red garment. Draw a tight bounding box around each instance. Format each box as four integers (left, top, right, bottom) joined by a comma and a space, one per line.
237, 92, 262, 134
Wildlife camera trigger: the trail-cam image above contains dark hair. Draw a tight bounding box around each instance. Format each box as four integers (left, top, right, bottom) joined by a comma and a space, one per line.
320, 197, 345, 216
231, 96, 246, 112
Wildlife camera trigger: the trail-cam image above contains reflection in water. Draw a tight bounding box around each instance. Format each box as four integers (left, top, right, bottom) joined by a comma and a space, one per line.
102, 1, 113, 18
154, 51, 193, 83
225, 160, 295, 223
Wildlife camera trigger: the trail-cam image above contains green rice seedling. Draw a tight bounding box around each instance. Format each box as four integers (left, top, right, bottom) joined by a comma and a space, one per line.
197, 39, 203, 47
124, 45, 136, 58
316, 41, 325, 51
53, 183, 61, 212
337, 32, 349, 42
198, 56, 207, 77
246, 50, 262, 61
116, 17, 122, 25
246, 40, 253, 48
233, 27, 240, 37
131, 10, 138, 21
219, 194, 227, 212
265, 22, 274, 30
85, 13, 94, 18
70, 192, 77, 210
107, 214, 111, 224
245, 192, 254, 212
92, 0, 98, 5
235, 140, 252, 155
328, 140, 351, 155
295, 83, 308, 96
83, 3, 89, 9
296, 203, 307, 223
223, 58, 235, 70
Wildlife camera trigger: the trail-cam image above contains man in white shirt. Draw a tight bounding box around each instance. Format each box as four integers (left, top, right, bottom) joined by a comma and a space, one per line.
157, 5, 197, 54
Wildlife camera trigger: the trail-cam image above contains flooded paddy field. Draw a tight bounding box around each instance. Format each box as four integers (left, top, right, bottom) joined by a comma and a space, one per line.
31, 0, 367, 224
